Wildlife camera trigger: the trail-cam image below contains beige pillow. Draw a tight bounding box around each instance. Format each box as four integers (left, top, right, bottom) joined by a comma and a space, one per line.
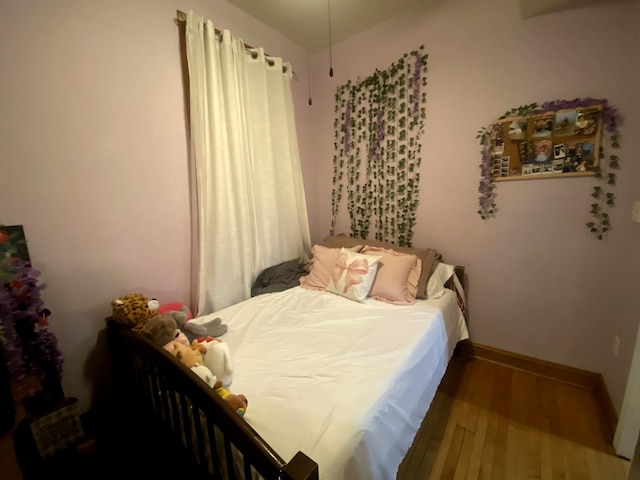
426, 262, 455, 299
361, 246, 421, 305
322, 234, 440, 298
299, 244, 362, 291
326, 249, 382, 303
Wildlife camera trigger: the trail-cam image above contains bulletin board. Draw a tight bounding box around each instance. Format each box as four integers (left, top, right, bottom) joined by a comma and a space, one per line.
488, 104, 603, 181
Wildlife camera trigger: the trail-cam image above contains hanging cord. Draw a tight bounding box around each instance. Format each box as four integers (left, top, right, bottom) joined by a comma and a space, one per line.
328, 0, 333, 77
308, 62, 313, 105
307, 0, 313, 105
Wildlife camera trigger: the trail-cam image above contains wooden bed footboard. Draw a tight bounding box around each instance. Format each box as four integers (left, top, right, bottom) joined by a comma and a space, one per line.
106, 318, 319, 480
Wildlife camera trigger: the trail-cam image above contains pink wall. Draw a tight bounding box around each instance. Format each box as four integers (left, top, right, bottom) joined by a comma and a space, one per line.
307, 0, 640, 411
0, 0, 310, 413
1, 0, 638, 418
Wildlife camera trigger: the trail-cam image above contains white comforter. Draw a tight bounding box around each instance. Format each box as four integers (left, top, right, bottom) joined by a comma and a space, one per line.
192, 286, 469, 480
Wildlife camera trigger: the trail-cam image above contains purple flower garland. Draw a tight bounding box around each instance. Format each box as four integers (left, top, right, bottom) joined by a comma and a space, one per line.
0, 258, 64, 382
331, 46, 428, 246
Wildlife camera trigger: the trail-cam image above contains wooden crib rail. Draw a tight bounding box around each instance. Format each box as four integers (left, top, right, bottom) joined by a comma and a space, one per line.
106, 318, 319, 480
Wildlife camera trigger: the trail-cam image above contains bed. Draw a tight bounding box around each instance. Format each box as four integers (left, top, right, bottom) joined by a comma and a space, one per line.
107, 237, 469, 480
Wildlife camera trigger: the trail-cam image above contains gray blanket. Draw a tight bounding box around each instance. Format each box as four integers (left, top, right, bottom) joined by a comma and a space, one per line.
251, 259, 307, 297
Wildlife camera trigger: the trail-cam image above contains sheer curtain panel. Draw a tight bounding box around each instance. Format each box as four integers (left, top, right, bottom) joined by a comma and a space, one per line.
185, 11, 311, 315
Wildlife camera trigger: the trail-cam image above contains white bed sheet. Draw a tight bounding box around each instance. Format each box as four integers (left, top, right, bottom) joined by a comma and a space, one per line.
191, 286, 469, 480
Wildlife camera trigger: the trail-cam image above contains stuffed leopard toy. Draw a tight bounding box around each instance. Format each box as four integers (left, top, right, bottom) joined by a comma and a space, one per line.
111, 293, 159, 332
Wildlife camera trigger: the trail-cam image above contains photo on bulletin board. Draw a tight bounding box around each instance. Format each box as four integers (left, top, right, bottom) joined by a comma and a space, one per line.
532, 139, 553, 164
518, 141, 529, 165
530, 115, 553, 139
553, 143, 567, 159
500, 156, 510, 177
563, 141, 595, 172
553, 110, 577, 137
575, 110, 599, 136
490, 123, 505, 154
552, 160, 564, 173
507, 119, 527, 140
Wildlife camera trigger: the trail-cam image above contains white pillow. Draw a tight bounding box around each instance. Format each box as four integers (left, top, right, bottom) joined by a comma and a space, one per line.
327, 249, 382, 303
426, 262, 455, 299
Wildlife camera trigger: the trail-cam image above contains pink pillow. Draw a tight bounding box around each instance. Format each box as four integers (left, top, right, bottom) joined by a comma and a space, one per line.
326, 249, 382, 303
300, 244, 362, 291
361, 246, 422, 305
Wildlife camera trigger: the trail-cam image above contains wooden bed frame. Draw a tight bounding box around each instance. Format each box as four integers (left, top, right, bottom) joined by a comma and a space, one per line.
107, 317, 319, 480
106, 267, 465, 480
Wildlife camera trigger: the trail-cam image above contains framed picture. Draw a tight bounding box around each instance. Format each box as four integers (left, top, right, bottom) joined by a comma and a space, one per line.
489, 102, 603, 182
0, 225, 31, 282
0, 225, 30, 263
553, 143, 566, 159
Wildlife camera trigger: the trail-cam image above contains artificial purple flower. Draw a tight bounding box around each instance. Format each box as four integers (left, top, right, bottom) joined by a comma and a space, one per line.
0, 259, 64, 382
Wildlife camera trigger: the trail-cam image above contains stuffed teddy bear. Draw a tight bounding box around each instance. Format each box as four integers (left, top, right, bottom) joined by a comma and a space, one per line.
141, 313, 189, 352
213, 380, 248, 417
111, 293, 159, 332
195, 337, 234, 387
170, 341, 217, 388
171, 341, 247, 415
159, 302, 228, 342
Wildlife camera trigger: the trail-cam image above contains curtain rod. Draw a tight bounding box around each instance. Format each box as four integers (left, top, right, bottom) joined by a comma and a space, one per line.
174, 9, 293, 75
175, 10, 257, 50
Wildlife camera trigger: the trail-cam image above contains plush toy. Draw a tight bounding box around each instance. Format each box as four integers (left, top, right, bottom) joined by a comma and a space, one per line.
169, 339, 246, 416
111, 293, 159, 332
170, 341, 217, 388
195, 337, 234, 387
213, 380, 248, 417
159, 302, 228, 342
141, 313, 189, 352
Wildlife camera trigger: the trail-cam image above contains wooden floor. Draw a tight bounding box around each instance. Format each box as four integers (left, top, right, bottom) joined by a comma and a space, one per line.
398, 354, 630, 480
0, 353, 631, 480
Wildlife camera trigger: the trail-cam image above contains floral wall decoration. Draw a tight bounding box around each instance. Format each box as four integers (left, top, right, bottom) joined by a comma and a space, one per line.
330, 46, 428, 247
0, 225, 64, 384
476, 97, 621, 239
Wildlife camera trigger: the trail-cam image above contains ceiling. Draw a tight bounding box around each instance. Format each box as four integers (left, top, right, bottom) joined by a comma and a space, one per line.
225, 0, 631, 52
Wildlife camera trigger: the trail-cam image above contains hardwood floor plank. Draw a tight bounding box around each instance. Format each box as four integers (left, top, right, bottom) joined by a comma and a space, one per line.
478, 410, 498, 480
441, 424, 466, 480
427, 357, 474, 480
452, 429, 475, 480
401, 355, 629, 480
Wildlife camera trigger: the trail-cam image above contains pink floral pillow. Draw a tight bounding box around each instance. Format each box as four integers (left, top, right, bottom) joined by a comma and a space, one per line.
299, 244, 362, 291
361, 246, 422, 305
326, 249, 382, 303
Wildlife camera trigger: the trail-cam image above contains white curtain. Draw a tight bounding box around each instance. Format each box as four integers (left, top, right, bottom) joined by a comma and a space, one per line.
185, 11, 311, 315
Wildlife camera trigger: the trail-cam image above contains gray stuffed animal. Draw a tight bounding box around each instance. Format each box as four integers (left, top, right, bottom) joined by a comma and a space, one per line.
141, 313, 187, 348
168, 305, 228, 342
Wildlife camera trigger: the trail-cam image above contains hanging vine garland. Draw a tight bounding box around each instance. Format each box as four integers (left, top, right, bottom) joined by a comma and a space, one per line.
476, 97, 621, 239
331, 46, 428, 247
